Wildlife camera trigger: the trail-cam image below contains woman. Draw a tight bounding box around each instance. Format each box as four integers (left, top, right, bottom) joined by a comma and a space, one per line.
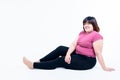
23, 16, 115, 71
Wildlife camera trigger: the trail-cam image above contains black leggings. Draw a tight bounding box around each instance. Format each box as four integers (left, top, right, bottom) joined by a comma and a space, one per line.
33, 46, 96, 70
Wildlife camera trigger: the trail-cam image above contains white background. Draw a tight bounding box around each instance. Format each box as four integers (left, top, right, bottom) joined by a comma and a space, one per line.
0, 0, 120, 80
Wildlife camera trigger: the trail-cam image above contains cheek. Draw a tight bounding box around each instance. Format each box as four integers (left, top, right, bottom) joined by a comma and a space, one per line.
91, 26, 94, 30
89, 25, 93, 29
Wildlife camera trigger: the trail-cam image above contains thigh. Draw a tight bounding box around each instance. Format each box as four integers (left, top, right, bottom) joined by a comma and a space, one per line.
40, 45, 69, 62
63, 55, 96, 70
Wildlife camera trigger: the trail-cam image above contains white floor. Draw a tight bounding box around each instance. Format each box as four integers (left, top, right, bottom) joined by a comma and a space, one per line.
1, 63, 120, 80
0, 52, 119, 80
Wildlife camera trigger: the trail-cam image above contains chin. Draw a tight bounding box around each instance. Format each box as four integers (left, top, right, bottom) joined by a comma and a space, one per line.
85, 30, 93, 33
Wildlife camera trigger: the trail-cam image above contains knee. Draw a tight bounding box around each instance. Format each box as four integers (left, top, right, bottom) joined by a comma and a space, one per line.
55, 45, 69, 54
57, 45, 65, 49
56, 45, 67, 50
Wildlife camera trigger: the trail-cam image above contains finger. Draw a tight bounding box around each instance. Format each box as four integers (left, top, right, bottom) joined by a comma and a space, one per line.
68, 59, 71, 64
111, 68, 115, 71
65, 59, 69, 64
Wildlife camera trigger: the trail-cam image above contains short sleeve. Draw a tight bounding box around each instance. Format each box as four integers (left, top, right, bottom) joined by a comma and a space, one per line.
92, 32, 103, 42
79, 31, 84, 35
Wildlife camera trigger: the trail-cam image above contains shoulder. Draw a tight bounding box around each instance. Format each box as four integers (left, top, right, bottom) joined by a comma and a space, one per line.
92, 31, 103, 37
92, 31, 103, 42
79, 31, 85, 35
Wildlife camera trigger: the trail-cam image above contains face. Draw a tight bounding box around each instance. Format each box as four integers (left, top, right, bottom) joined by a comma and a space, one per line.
83, 23, 93, 33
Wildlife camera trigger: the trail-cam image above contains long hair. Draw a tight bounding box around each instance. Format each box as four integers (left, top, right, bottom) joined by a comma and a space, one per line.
83, 16, 100, 32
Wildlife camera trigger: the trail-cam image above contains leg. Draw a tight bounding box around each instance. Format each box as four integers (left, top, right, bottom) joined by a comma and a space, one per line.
23, 54, 96, 70
34, 56, 67, 69
63, 54, 96, 70
23, 46, 69, 69
23, 57, 64, 70
40, 46, 69, 62
34, 54, 96, 70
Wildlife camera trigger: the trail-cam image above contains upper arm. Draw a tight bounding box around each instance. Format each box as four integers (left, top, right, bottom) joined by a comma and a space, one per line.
93, 40, 103, 56
71, 35, 79, 47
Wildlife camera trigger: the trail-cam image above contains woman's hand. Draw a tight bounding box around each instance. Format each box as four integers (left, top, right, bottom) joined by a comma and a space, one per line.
103, 67, 115, 71
65, 54, 71, 64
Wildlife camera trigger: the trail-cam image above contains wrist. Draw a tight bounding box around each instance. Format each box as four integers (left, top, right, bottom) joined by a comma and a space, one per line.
66, 54, 70, 56
66, 53, 70, 56
102, 66, 107, 70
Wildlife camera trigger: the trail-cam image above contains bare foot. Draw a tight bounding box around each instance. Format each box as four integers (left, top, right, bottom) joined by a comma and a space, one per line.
23, 57, 33, 69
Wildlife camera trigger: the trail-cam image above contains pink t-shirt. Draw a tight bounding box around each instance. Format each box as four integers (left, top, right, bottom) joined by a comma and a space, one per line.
75, 31, 103, 57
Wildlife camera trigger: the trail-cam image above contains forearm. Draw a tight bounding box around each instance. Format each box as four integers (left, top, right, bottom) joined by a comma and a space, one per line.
97, 54, 106, 70
66, 35, 78, 56
66, 44, 76, 56
93, 40, 114, 71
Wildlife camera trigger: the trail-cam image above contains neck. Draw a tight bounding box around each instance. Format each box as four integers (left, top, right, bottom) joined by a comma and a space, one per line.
85, 30, 93, 33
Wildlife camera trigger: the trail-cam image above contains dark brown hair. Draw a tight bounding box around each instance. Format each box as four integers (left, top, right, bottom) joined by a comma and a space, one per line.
83, 16, 100, 32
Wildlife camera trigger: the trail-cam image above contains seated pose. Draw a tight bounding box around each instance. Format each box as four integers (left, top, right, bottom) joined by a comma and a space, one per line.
23, 16, 115, 71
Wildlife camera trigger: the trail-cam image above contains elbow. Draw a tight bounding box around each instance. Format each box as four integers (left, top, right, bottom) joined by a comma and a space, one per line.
95, 51, 102, 57
71, 42, 76, 47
